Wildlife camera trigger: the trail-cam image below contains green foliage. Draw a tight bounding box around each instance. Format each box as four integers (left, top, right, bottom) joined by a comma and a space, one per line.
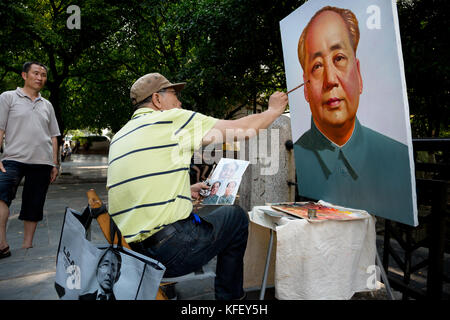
0, 0, 133, 134
0, 0, 447, 138
71, 136, 90, 147
397, 0, 449, 137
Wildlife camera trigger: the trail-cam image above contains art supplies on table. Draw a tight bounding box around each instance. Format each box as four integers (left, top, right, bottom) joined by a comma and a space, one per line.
269, 201, 370, 222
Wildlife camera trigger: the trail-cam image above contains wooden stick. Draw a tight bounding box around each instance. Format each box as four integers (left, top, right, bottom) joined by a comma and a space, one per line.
86, 189, 131, 249
287, 81, 308, 95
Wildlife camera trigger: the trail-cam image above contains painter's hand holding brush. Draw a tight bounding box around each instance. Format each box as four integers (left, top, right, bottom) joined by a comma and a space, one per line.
191, 181, 210, 200
267, 91, 289, 117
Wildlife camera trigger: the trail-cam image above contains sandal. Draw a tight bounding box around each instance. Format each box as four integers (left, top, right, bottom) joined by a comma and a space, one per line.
0, 245, 11, 259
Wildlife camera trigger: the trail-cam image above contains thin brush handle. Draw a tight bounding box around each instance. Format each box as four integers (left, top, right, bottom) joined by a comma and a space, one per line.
287, 81, 308, 94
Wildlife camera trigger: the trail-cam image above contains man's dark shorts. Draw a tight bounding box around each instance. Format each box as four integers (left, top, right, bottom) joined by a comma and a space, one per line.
0, 160, 52, 222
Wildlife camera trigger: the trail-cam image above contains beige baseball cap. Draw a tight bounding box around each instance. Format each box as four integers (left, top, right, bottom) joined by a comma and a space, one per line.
130, 73, 186, 105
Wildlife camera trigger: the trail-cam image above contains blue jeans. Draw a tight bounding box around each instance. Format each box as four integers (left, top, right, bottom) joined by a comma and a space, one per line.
132, 205, 249, 300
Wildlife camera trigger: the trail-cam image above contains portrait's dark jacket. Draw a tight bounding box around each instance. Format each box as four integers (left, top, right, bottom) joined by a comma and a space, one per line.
79, 290, 116, 301
294, 117, 415, 226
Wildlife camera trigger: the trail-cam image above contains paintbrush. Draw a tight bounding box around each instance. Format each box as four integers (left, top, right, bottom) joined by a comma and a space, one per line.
286, 80, 309, 95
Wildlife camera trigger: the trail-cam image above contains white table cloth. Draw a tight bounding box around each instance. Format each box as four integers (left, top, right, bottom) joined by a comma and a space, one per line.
249, 202, 377, 299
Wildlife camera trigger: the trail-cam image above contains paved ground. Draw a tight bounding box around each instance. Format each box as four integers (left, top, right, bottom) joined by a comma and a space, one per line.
0, 154, 446, 300
0, 154, 219, 300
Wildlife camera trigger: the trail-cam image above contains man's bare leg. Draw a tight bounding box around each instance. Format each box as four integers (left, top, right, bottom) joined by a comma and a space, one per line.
22, 220, 37, 249
0, 200, 9, 250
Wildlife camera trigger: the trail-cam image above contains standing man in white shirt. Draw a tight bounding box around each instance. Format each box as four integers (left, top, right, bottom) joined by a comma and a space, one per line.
0, 61, 60, 258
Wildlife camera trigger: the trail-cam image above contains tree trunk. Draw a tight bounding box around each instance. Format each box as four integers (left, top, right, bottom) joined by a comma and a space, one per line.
48, 81, 64, 145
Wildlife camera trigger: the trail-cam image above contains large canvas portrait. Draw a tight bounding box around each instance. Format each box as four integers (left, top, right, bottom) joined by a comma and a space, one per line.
280, 0, 417, 226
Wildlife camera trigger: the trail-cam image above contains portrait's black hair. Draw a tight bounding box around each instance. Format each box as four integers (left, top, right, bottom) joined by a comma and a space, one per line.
298, 6, 360, 71
226, 181, 237, 187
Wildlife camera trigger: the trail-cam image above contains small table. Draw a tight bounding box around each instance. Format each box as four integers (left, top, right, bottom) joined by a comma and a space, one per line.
249, 204, 378, 299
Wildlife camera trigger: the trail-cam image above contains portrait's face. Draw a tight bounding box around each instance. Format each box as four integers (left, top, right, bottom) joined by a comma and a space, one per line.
303, 11, 362, 144
210, 182, 220, 195
219, 163, 238, 179
22, 64, 47, 91
225, 182, 236, 196
97, 250, 120, 293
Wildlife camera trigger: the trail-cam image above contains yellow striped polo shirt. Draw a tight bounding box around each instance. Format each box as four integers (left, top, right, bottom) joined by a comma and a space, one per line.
107, 107, 218, 243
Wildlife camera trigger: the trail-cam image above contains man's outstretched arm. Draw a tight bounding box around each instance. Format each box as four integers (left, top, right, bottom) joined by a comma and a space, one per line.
202, 91, 288, 145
